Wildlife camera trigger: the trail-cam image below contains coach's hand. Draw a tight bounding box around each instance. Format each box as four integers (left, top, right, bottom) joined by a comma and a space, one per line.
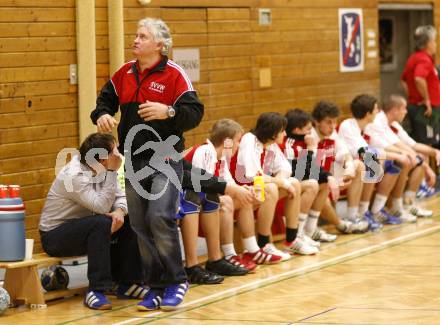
97, 114, 118, 133
138, 101, 168, 121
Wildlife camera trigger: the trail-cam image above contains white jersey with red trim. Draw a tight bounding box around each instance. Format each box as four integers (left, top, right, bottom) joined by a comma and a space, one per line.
364, 111, 399, 149
390, 121, 417, 147
190, 140, 234, 183
234, 132, 291, 182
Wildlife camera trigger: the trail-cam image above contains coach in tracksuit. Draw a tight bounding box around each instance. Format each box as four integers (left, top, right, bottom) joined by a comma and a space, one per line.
90, 18, 204, 311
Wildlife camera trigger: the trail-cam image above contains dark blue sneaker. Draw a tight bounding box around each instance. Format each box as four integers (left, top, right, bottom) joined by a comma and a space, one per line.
137, 289, 162, 311
363, 211, 383, 231
84, 290, 112, 310
161, 282, 189, 311
116, 284, 149, 300
374, 208, 402, 225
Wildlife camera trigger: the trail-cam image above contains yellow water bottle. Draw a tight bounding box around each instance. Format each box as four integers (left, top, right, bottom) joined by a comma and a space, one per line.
253, 175, 265, 202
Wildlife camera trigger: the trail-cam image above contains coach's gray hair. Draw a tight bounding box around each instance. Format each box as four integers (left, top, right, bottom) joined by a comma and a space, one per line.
414, 25, 436, 51
138, 18, 172, 56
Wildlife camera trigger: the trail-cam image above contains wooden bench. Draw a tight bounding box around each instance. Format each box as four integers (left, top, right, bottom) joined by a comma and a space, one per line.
0, 253, 86, 308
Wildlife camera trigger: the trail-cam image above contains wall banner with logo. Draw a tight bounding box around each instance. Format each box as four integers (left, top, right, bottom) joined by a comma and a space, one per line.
339, 8, 364, 72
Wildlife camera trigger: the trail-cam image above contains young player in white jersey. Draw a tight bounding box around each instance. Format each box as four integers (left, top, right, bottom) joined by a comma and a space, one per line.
311, 101, 369, 234
338, 94, 411, 228
231, 112, 318, 259
370, 95, 436, 218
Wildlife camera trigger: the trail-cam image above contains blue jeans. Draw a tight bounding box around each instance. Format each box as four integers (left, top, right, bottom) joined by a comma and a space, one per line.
125, 160, 186, 289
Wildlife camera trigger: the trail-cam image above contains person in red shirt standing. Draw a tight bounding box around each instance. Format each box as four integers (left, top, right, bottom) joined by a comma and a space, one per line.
401, 25, 440, 145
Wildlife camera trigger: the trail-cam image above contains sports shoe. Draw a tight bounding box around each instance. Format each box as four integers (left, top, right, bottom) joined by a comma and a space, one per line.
137, 289, 162, 311
225, 255, 257, 272
242, 246, 282, 265
84, 290, 112, 310
363, 211, 383, 231
390, 210, 417, 223
374, 208, 402, 225
302, 234, 320, 247
205, 258, 249, 276
337, 218, 369, 234
311, 228, 337, 242
264, 243, 292, 261
185, 265, 224, 284
282, 237, 319, 255
405, 204, 433, 218
161, 282, 189, 311
116, 284, 149, 299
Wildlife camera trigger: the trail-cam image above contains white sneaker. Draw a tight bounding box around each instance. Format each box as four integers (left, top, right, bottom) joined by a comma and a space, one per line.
405, 204, 433, 218
302, 234, 320, 247
311, 228, 337, 242
336, 218, 369, 234
264, 243, 291, 261
283, 237, 319, 255
391, 209, 417, 223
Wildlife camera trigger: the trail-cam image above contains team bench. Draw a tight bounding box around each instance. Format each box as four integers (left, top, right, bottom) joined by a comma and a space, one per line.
0, 253, 86, 308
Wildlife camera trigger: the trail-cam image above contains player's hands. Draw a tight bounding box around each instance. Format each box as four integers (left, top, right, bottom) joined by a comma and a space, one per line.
304, 134, 317, 150
107, 146, 122, 171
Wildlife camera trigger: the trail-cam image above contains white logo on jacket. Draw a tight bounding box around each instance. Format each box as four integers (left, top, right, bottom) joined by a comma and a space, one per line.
148, 81, 166, 93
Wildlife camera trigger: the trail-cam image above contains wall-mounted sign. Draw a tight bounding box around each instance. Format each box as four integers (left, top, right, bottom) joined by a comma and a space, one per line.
339, 8, 364, 72
172, 48, 200, 82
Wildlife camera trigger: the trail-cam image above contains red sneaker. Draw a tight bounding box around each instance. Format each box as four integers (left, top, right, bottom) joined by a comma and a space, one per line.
226, 254, 258, 272
241, 246, 282, 265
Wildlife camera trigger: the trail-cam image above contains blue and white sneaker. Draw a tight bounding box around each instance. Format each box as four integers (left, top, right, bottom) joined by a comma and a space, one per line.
363, 211, 383, 231
374, 208, 402, 225
116, 284, 149, 300
137, 289, 162, 311
161, 282, 189, 311
84, 290, 112, 310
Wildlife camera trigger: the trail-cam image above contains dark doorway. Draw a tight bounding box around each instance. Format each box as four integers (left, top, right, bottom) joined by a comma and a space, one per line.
379, 4, 433, 98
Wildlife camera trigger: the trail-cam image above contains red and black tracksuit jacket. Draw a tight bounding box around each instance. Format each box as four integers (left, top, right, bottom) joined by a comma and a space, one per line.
90, 56, 204, 162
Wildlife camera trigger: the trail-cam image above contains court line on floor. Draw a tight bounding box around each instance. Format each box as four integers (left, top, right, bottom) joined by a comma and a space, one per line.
109, 224, 440, 325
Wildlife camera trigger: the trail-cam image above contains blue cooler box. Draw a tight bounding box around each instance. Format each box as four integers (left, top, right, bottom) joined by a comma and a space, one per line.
0, 198, 25, 261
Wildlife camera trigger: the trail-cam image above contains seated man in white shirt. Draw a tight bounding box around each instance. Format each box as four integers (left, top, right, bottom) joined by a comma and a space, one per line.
39, 133, 146, 310
373, 94, 436, 217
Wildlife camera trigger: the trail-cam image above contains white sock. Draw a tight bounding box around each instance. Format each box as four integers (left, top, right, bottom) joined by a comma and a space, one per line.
347, 206, 359, 221
221, 243, 237, 258
305, 210, 320, 235
359, 201, 370, 215
371, 194, 388, 214
392, 198, 403, 212
404, 191, 416, 205
297, 213, 308, 238
242, 236, 260, 253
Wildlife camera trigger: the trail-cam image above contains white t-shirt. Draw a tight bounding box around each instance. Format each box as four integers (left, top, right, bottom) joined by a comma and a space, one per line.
191, 140, 234, 182
236, 132, 291, 181
364, 111, 399, 149
390, 121, 417, 147
337, 118, 369, 158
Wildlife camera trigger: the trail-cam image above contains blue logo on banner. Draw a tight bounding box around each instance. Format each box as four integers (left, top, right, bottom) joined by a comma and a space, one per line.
341, 12, 362, 68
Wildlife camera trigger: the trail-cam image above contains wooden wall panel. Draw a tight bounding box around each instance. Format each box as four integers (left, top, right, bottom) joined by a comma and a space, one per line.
0, 1, 78, 251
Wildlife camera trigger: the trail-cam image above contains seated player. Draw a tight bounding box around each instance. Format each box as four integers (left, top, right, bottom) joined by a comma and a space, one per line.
281, 108, 340, 243
310, 102, 370, 234
338, 94, 411, 228
367, 94, 435, 218
231, 112, 318, 259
